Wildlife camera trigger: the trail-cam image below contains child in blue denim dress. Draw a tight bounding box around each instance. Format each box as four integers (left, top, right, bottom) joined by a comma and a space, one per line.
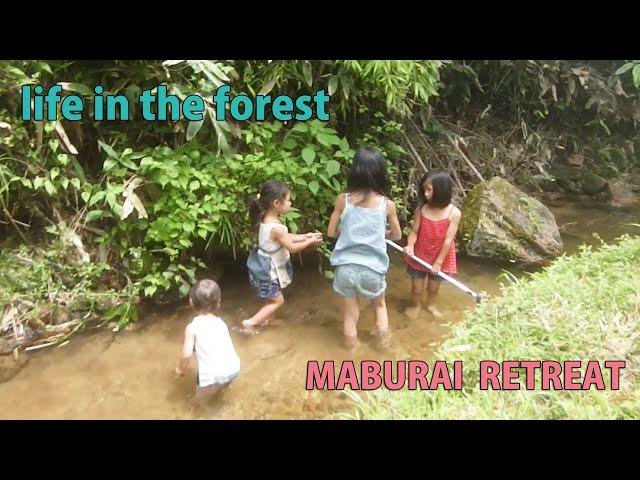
327, 148, 402, 350
237, 180, 323, 335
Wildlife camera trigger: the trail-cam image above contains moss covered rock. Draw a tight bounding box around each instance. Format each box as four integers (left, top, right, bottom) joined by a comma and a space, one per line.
582, 173, 608, 195
458, 177, 563, 263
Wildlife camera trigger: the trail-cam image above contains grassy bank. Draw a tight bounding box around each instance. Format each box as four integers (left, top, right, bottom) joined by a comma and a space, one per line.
349, 233, 640, 419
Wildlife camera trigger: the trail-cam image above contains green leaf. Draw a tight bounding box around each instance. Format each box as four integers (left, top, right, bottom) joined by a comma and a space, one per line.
112, 203, 123, 218
282, 137, 297, 150
120, 158, 138, 170
60, 177, 70, 190
302, 147, 316, 165
318, 174, 332, 188
179, 238, 191, 248
44, 179, 57, 196
86, 210, 105, 222
615, 63, 634, 75
81, 191, 91, 203
317, 132, 341, 147
258, 78, 277, 96
58, 82, 93, 96
308, 180, 319, 195
186, 118, 205, 141
302, 62, 313, 88
162, 60, 185, 67
328, 76, 339, 96
103, 158, 116, 171
189, 180, 200, 191
71, 178, 81, 190
103, 303, 125, 321
33, 176, 45, 190
89, 190, 106, 207
144, 285, 158, 298
633, 65, 640, 89
292, 123, 309, 133
98, 140, 118, 159
50, 167, 60, 181
158, 175, 170, 188
179, 282, 191, 298
106, 191, 117, 209
326, 160, 340, 177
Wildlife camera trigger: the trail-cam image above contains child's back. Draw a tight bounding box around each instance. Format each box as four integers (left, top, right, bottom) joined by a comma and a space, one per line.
326, 147, 402, 350
175, 279, 240, 396
190, 313, 240, 387
330, 191, 389, 274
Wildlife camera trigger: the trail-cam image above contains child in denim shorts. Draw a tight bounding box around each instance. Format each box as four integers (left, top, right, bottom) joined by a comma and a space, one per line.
327, 148, 402, 350
237, 180, 322, 335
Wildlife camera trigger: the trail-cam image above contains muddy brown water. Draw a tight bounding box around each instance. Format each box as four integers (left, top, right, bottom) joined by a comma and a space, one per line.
0, 200, 638, 419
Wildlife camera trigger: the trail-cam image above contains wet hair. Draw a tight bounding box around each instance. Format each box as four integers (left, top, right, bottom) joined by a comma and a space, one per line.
189, 279, 221, 314
418, 169, 453, 209
248, 179, 290, 230
347, 147, 390, 197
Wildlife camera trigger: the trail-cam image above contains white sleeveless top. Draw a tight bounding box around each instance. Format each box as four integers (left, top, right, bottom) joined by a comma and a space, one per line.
258, 222, 292, 288
190, 314, 240, 387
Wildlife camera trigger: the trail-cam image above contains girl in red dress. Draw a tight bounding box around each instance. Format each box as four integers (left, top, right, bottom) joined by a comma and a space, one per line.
404, 170, 461, 318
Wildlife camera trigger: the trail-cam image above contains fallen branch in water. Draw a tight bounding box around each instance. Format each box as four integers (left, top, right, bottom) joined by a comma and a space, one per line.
25, 341, 58, 352
44, 320, 81, 334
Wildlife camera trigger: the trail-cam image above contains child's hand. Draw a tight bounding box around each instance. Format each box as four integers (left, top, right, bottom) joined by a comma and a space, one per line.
431, 262, 442, 276
404, 245, 414, 257
306, 232, 323, 248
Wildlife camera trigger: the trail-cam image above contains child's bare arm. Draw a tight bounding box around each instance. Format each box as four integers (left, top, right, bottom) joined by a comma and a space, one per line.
290, 232, 323, 243
386, 200, 403, 241
404, 207, 422, 256
327, 194, 345, 238
175, 324, 195, 376
272, 226, 321, 253
431, 207, 461, 274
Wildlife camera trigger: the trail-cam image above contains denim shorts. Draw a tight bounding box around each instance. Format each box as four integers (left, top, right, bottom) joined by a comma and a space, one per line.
249, 273, 282, 299
196, 371, 239, 395
406, 265, 444, 281
333, 264, 386, 300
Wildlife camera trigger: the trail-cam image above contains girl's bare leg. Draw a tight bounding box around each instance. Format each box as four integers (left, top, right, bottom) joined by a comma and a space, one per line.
342, 296, 360, 350
426, 280, 443, 318
242, 294, 284, 329
405, 277, 425, 319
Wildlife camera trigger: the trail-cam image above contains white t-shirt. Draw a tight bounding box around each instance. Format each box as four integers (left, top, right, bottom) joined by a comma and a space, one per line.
190, 314, 240, 387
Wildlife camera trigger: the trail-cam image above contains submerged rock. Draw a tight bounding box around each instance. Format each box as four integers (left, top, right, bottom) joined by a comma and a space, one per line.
606, 180, 639, 207
458, 177, 563, 264
0, 354, 29, 383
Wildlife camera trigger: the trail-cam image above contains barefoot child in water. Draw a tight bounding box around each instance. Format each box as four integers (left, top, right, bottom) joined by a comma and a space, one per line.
328, 147, 402, 350
175, 279, 241, 400
404, 170, 461, 319
238, 180, 322, 334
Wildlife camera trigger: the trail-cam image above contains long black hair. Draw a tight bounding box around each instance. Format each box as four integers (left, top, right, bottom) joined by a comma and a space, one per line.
418, 169, 453, 209
247, 179, 290, 230
347, 147, 390, 197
